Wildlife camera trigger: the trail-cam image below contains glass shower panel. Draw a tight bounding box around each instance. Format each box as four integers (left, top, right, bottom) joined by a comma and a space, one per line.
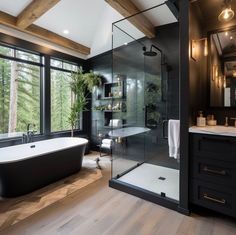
111, 21, 146, 178
144, 49, 169, 166
111, 4, 180, 202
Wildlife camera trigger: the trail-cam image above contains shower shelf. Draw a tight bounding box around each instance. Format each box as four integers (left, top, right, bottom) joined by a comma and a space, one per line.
104, 80, 126, 99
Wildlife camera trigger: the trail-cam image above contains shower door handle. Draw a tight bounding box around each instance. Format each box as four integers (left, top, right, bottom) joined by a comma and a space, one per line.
162, 120, 168, 139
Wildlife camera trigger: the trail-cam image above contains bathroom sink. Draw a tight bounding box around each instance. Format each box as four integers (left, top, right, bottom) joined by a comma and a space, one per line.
189, 126, 236, 137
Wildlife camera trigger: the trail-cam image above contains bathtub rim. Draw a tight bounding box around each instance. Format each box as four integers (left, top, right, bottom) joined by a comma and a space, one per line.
0, 137, 88, 164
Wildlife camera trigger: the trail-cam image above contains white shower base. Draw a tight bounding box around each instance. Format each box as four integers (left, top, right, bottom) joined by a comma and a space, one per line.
118, 163, 179, 201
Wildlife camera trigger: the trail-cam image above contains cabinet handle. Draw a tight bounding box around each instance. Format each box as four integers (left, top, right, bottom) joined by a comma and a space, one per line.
203, 193, 226, 204
203, 166, 226, 176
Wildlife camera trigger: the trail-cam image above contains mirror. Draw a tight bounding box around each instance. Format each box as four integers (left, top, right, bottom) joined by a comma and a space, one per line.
209, 28, 236, 107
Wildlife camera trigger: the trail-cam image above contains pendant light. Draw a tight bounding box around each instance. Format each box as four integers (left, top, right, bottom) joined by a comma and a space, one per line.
218, 0, 235, 22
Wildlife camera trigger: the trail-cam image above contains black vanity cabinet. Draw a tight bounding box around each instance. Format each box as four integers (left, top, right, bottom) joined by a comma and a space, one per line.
189, 133, 236, 217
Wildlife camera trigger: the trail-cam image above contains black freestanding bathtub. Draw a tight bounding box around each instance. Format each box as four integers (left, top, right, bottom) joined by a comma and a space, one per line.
0, 137, 88, 197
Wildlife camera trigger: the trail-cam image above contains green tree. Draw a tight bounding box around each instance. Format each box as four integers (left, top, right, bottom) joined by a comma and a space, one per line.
51, 69, 72, 132
0, 49, 11, 134
69, 68, 101, 136
0, 47, 40, 136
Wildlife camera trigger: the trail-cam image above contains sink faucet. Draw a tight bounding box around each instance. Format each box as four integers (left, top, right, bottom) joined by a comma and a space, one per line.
22, 133, 27, 144
22, 123, 36, 143
230, 118, 236, 128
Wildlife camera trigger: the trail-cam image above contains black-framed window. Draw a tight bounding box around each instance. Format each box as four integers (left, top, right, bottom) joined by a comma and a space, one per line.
50, 58, 80, 132
0, 44, 43, 139
0, 34, 86, 144
50, 58, 78, 72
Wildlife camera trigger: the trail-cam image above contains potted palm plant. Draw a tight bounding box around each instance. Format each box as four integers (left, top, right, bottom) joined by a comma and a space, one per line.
69, 68, 101, 137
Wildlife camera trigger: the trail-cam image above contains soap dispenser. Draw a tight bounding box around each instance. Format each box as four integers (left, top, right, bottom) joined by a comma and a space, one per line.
197, 111, 206, 127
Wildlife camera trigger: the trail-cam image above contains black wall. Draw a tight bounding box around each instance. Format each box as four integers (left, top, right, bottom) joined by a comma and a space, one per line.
149, 23, 180, 119
87, 22, 180, 148
189, 2, 208, 125
189, 3, 236, 126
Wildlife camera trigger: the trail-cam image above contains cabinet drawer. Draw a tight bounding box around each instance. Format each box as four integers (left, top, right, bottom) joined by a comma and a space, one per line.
190, 180, 236, 217
191, 158, 236, 187
191, 134, 236, 162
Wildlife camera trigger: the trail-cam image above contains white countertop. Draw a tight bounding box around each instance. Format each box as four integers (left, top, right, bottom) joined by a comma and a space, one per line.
189, 126, 236, 137
109, 127, 150, 138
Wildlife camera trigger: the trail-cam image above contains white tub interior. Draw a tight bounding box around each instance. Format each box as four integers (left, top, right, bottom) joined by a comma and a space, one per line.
0, 137, 88, 164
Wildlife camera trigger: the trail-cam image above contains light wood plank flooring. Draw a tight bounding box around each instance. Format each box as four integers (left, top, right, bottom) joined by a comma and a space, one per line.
0, 155, 102, 231
1, 153, 236, 235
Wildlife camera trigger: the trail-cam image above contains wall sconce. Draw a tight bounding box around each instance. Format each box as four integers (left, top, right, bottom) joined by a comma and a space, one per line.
218, 76, 222, 88
191, 38, 208, 61
212, 65, 218, 81
223, 75, 226, 88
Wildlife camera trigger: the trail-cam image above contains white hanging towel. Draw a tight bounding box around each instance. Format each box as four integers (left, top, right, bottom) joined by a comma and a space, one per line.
168, 119, 180, 160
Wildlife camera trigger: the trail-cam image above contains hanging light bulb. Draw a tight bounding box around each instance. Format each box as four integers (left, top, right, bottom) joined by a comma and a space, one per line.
218, 0, 235, 22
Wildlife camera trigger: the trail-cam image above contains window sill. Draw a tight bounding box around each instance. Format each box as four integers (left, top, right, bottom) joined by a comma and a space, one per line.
0, 130, 87, 148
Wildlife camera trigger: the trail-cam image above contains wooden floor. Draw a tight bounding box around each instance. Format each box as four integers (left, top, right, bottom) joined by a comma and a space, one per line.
0, 155, 102, 231
1, 153, 236, 235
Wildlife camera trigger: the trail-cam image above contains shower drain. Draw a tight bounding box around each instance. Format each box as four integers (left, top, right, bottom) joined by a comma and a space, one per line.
158, 176, 166, 180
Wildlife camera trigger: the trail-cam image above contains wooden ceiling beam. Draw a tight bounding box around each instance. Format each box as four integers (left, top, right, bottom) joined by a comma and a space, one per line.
105, 0, 155, 38
0, 11, 90, 55
17, 0, 61, 29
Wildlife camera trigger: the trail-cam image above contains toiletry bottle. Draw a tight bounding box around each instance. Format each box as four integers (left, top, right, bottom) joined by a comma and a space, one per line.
197, 111, 206, 127
206, 114, 217, 126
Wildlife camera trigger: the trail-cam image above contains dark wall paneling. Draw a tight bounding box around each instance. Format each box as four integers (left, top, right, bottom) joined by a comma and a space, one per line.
189, 2, 207, 126
152, 23, 180, 120
179, 0, 190, 215
190, 1, 236, 124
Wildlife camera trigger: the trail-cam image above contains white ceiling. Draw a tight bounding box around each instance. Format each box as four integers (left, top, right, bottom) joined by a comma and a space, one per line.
0, 0, 177, 59
0, 0, 32, 15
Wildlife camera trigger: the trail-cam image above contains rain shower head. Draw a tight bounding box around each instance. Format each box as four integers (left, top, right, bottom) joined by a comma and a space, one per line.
143, 50, 157, 57
143, 45, 161, 57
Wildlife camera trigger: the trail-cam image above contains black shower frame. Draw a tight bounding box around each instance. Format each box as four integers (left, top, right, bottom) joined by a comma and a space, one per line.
109, 0, 190, 215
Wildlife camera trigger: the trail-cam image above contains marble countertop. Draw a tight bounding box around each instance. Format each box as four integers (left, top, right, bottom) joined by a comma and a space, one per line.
189, 126, 236, 137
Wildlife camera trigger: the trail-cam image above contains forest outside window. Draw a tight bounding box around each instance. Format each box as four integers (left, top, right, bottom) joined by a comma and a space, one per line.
50, 59, 80, 132
0, 44, 42, 139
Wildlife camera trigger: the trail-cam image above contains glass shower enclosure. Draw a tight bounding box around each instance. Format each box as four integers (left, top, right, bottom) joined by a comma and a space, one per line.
109, 4, 180, 209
